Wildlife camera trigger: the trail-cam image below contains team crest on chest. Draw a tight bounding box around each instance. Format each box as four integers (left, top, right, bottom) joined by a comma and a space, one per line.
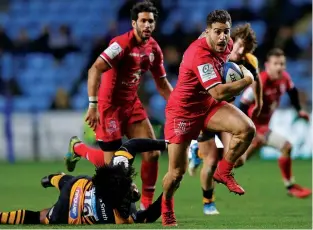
149, 52, 155, 62
279, 83, 286, 93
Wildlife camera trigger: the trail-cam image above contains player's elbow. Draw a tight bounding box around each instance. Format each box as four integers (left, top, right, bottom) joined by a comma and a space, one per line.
208, 85, 228, 101
89, 57, 110, 75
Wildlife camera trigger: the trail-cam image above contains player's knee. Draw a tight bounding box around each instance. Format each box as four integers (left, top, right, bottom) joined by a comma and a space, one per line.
141, 150, 160, 162
281, 141, 292, 157
98, 139, 122, 152
239, 122, 256, 142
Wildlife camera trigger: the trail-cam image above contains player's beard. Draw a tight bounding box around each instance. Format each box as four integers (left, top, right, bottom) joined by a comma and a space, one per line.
136, 25, 149, 42
209, 36, 227, 53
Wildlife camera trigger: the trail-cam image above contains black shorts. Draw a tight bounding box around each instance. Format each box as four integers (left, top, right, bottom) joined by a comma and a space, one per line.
197, 130, 221, 142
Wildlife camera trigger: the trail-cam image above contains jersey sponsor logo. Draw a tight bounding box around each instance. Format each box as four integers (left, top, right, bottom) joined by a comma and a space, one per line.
197, 63, 216, 82
265, 88, 277, 95
70, 187, 82, 219
105, 118, 119, 134
122, 69, 142, 86
83, 188, 98, 220
99, 199, 108, 221
129, 53, 145, 57
174, 118, 190, 135
104, 42, 122, 59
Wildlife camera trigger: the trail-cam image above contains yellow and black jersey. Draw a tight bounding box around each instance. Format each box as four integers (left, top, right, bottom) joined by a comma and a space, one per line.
45, 176, 135, 225
235, 53, 259, 80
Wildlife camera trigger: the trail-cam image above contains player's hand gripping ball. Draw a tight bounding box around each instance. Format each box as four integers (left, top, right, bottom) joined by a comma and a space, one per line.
222, 62, 244, 83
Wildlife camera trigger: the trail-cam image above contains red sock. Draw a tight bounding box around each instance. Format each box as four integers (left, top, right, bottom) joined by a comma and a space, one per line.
74, 143, 105, 167
278, 156, 292, 182
217, 158, 234, 174
141, 161, 158, 208
162, 195, 174, 213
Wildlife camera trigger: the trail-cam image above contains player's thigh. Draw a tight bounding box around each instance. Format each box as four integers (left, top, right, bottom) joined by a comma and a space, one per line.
96, 103, 124, 143
205, 103, 255, 136
168, 141, 191, 176
96, 103, 125, 162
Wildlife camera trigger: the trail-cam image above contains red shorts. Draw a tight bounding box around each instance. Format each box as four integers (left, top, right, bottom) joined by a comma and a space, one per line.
95, 98, 147, 142
164, 101, 227, 144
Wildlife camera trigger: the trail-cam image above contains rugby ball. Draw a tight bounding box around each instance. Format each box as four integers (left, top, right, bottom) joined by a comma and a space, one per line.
223, 62, 244, 83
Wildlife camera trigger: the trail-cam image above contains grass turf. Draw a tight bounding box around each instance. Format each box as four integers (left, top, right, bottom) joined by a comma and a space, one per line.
0, 155, 311, 229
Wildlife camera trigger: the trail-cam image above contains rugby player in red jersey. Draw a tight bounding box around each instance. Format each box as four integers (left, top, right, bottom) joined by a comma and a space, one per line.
236, 48, 311, 198
65, 1, 172, 210
188, 23, 262, 215
161, 10, 257, 226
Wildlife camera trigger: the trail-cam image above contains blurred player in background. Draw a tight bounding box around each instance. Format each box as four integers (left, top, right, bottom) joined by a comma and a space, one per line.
0, 138, 168, 225
235, 48, 311, 198
161, 10, 257, 226
188, 23, 262, 215
66, 1, 172, 210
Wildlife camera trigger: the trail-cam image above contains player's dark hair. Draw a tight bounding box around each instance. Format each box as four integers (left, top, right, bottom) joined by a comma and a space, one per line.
206, 10, 232, 27
266, 48, 285, 60
130, 1, 158, 21
231, 23, 257, 53
92, 163, 136, 208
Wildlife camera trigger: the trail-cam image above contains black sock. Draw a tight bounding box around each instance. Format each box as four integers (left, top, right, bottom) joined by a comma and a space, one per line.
202, 188, 214, 203
0, 210, 40, 224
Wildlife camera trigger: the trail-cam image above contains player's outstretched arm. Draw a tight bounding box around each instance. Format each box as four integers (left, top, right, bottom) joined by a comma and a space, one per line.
287, 87, 310, 121
85, 57, 111, 130
154, 77, 173, 100
251, 74, 263, 116
208, 66, 254, 101
87, 57, 111, 100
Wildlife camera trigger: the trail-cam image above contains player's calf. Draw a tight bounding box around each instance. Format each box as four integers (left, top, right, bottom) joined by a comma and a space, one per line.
0, 210, 42, 224
140, 151, 159, 209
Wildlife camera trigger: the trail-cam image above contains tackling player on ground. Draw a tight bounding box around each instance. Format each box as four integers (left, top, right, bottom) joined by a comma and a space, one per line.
0, 138, 168, 225
161, 10, 257, 226
235, 48, 311, 198
68, 1, 172, 210
188, 23, 262, 215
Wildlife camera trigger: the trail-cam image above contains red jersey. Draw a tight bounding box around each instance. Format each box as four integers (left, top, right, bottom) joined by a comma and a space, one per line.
241, 70, 294, 124
98, 30, 166, 105
166, 37, 233, 118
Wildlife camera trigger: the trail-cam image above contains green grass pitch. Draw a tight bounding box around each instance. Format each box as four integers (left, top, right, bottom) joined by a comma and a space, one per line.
0, 155, 311, 229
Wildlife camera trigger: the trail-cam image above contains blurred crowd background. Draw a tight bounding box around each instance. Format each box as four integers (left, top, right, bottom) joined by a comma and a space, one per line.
0, 0, 312, 161
0, 0, 311, 123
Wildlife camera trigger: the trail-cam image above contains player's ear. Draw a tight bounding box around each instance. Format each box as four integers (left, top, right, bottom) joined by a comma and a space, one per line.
131, 20, 136, 29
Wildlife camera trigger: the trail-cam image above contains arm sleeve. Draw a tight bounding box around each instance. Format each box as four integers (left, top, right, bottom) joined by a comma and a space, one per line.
150, 44, 166, 79
192, 52, 222, 90
118, 139, 167, 156
287, 87, 301, 111
100, 38, 126, 68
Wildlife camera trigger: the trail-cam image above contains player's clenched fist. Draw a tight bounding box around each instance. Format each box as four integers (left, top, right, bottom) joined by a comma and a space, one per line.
239, 65, 254, 85
85, 107, 100, 131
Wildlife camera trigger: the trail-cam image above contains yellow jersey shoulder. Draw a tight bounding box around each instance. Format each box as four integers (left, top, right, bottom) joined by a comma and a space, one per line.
245, 53, 258, 70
